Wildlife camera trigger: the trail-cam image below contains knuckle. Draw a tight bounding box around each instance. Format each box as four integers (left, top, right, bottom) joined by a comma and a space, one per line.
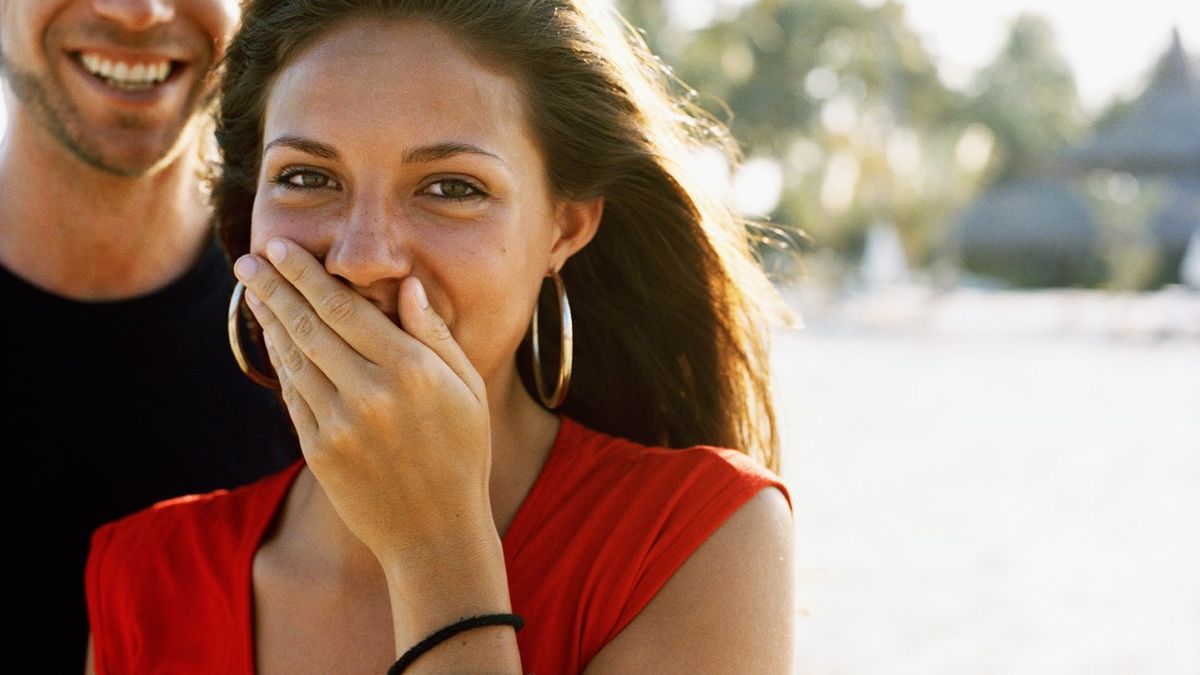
253, 307, 275, 328
350, 386, 393, 420
288, 262, 309, 285
320, 418, 355, 451
290, 309, 316, 340
281, 382, 302, 406
259, 276, 281, 299
282, 344, 306, 373
404, 363, 435, 390
429, 318, 453, 342
322, 290, 356, 322
316, 410, 357, 451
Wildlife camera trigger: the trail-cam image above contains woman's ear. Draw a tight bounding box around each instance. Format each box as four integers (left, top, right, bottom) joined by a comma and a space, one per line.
549, 197, 603, 271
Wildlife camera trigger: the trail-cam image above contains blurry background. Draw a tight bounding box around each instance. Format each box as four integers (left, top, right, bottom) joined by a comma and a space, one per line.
611, 0, 1200, 293
4, 2, 1196, 672
604, 1, 1199, 673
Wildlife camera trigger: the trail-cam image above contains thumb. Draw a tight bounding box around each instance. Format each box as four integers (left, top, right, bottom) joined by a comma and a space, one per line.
397, 277, 486, 404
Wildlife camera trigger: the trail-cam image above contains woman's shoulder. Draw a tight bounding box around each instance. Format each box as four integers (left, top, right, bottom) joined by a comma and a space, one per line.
505, 417, 791, 670
535, 416, 792, 555
510, 414, 790, 573
553, 415, 789, 507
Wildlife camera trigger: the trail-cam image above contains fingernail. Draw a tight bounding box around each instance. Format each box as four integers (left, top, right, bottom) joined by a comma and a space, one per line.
412, 278, 429, 310
234, 255, 258, 280
266, 239, 287, 264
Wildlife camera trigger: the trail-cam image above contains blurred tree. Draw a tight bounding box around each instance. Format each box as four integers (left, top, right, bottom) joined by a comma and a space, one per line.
615, 0, 994, 280
613, 1, 1094, 287
961, 14, 1088, 182
940, 18, 1103, 289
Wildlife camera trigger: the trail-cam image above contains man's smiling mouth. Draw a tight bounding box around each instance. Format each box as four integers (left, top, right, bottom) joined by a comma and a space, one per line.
77, 52, 176, 92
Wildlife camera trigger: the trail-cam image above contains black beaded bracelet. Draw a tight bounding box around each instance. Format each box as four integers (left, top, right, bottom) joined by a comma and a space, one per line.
387, 613, 525, 674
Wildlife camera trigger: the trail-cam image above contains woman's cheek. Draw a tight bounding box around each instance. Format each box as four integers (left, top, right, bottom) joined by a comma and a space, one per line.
251, 202, 338, 257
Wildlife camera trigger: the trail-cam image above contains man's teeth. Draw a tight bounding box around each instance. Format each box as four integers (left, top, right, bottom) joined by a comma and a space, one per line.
80, 53, 172, 91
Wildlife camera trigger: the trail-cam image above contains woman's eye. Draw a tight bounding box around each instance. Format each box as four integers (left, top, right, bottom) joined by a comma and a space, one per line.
274, 169, 333, 190
425, 178, 485, 200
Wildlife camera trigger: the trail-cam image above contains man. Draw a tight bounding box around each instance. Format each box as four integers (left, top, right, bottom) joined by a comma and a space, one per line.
0, 2, 298, 670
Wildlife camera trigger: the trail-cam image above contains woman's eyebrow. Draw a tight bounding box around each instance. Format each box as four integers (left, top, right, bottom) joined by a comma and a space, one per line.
263, 135, 340, 160
262, 137, 507, 167
402, 142, 507, 167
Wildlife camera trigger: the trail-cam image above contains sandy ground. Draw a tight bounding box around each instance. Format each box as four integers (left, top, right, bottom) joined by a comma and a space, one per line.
771, 284, 1200, 674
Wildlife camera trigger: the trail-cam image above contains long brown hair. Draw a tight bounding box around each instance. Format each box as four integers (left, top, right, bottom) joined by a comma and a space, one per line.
214, 0, 789, 471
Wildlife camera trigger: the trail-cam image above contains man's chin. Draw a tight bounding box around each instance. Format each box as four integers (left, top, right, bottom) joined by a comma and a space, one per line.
10, 67, 203, 178
63, 126, 197, 178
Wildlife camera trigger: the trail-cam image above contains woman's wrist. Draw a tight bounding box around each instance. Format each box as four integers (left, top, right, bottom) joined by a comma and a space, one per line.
380, 526, 513, 645
387, 614, 524, 674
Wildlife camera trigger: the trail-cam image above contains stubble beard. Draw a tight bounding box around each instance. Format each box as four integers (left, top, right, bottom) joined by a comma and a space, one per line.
0, 49, 212, 179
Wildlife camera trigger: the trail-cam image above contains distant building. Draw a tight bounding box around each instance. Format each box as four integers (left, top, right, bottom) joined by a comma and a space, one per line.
1066, 28, 1200, 286
950, 29, 1200, 288
951, 179, 1103, 287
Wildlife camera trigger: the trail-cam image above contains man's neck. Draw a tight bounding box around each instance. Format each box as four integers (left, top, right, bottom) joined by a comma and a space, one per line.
0, 114, 217, 301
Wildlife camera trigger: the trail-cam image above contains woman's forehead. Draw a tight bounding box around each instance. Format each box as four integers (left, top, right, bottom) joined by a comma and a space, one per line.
262, 19, 530, 156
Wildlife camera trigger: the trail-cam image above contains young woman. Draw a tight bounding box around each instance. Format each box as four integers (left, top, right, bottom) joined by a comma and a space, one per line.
85, 1, 795, 673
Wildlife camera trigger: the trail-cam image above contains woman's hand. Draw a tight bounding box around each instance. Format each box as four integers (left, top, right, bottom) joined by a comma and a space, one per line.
235, 237, 520, 670
233, 237, 497, 569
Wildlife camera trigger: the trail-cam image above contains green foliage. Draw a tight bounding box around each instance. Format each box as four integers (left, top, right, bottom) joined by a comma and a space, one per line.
962, 14, 1089, 181
612, 0, 1153, 288
614, 0, 993, 274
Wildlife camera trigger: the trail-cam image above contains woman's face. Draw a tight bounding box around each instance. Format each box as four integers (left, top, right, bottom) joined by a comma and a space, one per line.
252, 18, 597, 385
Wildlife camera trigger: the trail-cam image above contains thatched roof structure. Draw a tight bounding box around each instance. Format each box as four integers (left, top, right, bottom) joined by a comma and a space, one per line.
1153, 176, 1200, 251
1066, 29, 1200, 175
951, 179, 1102, 288
951, 29, 1200, 287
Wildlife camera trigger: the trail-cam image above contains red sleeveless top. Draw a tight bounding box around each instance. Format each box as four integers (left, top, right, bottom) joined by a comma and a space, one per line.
86, 416, 789, 674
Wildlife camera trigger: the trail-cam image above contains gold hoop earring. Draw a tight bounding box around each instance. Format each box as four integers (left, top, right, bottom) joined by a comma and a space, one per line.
228, 281, 281, 390
531, 272, 572, 409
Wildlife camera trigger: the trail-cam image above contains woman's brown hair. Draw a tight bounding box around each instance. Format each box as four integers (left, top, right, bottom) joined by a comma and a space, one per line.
214, 0, 789, 471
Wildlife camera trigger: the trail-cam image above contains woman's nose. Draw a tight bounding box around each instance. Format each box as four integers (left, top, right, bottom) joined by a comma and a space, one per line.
91, 0, 176, 31
323, 210, 413, 291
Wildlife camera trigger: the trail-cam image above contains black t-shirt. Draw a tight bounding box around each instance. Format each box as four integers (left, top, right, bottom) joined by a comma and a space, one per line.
1, 236, 300, 673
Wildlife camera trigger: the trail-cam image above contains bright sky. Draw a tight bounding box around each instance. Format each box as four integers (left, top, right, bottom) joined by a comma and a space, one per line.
895, 0, 1200, 114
